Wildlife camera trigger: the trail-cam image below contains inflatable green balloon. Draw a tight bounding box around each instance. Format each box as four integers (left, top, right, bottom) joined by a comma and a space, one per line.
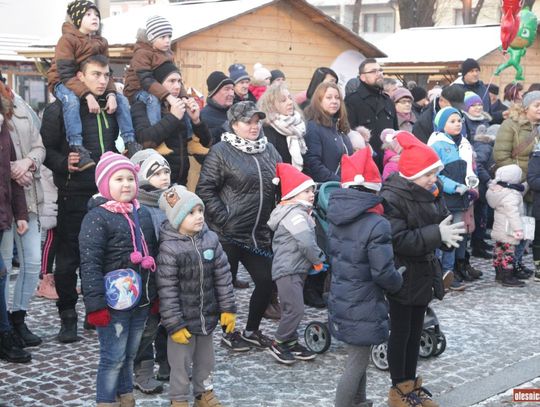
495, 7, 538, 81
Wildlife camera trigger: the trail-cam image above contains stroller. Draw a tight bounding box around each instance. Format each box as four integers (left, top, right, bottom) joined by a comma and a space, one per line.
303, 182, 447, 369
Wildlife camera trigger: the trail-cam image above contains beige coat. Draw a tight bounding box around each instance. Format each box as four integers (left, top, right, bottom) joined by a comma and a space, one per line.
486, 184, 523, 245
9, 97, 46, 215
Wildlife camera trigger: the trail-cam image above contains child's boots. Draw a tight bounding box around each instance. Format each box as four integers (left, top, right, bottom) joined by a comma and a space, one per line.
413, 376, 438, 407
501, 268, 525, 287
72, 145, 96, 171
388, 380, 422, 407
194, 390, 223, 407
119, 393, 135, 407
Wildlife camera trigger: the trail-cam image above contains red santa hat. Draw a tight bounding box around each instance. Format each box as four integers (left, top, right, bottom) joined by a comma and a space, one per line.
396, 131, 443, 180
341, 148, 382, 191
273, 163, 315, 200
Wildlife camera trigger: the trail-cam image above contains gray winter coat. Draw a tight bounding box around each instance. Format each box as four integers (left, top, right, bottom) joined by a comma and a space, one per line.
267, 202, 325, 281
157, 221, 236, 336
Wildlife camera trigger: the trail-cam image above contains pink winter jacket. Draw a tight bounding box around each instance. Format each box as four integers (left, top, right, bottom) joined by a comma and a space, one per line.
382, 149, 400, 181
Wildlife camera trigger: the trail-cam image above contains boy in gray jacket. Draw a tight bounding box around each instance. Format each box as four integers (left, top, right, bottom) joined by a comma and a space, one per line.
157, 185, 237, 407
267, 163, 326, 364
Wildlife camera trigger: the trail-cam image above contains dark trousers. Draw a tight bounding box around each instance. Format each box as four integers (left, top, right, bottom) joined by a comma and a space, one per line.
41, 227, 57, 275
387, 299, 427, 386
54, 194, 91, 312
221, 242, 272, 332
471, 200, 488, 244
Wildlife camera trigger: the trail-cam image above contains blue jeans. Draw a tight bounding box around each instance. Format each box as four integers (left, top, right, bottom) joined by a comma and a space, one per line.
1, 213, 41, 311
55, 84, 135, 145
439, 211, 465, 270
0, 231, 9, 332
96, 306, 149, 403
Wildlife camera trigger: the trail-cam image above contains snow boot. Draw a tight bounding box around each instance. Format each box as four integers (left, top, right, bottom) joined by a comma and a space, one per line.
413, 376, 438, 407
170, 401, 189, 407
0, 331, 31, 363
454, 260, 474, 282
388, 380, 422, 407
194, 390, 223, 407
464, 253, 482, 279
514, 262, 532, 279
494, 265, 503, 283
501, 269, 525, 287
134, 360, 163, 394
35, 274, 59, 300
10, 310, 42, 347
72, 145, 96, 171
57, 309, 79, 343
119, 393, 135, 407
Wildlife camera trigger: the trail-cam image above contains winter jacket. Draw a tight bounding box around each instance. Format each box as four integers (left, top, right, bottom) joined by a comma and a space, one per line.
156, 222, 236, 336
345, 81, 398, 167
380, 174, 450, 306
382, 149, 399, 181
39, 165, 58, 231
327, 188, 402, 346
0, 122, 27, 231
263, 124, 291, 165
233, 91, 257, 105
41, 99, 119, 196
490, 99, 508, 125
486, 184, 523, 245
267, 201, 325, 281
47, 23, 115, 97
463, 111, 492, 141
473, 132, 495, 203
527, 151, 540, 220
9, 100, 46, 216
195, 140, 281, 250
412, 99, 439, 144
428, 132, 474, 212
131, 100, 210, 186
303, 120, 353, 182
123, 41, 174, 102
79, 197, 158, 314
200, 98, 229, 146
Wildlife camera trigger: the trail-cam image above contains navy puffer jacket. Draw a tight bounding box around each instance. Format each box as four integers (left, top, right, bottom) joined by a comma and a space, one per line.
79, 197, 158, 314
327, 188, 402, 346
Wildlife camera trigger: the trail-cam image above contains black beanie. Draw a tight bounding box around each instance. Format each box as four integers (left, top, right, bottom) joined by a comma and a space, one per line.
488, 84, 500, 95
207, 71, 234, 98
461, 58, 480, 76
67, 0, 100, 28
410, 86, 427, 102
154, 62, 180, 84
270, 69, 285, 84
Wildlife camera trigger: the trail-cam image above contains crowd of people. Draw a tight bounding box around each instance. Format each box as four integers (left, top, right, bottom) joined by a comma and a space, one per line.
2, 1, 540, 407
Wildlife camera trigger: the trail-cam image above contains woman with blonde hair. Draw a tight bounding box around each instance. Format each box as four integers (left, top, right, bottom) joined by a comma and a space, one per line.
258, 83, 306, 171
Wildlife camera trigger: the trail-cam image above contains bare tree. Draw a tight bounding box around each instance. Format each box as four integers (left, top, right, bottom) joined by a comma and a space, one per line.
352, 0, 363, 34
398, 0, 437, 29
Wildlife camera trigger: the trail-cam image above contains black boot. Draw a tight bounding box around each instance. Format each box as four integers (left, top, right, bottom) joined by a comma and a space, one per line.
514, 262, 533, 279
464, 253, 483, 279
0, 331, 31, 363
455, 259, 474, 282
58, 309, 79, 343
125, 141, 142, 158
72, 145, 95, 171
471, 242, 491, 259
10, 310, 42, 347
501, 269, 525, 287
494, 265, 503, 283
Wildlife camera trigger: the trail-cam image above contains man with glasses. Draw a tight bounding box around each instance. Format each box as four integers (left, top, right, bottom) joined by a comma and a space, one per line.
345, 58, 398, 169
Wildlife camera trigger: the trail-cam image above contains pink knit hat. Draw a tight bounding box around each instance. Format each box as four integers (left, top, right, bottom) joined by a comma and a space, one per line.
95, 152, 139, 200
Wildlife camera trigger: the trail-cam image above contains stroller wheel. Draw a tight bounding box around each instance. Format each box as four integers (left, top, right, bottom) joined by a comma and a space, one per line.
304, 321, 331, 354
370, 343, 389, 370
419, 329, 437, 358
432, 330, 447, 356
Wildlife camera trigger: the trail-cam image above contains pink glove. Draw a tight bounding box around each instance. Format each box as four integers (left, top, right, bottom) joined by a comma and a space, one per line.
87, 308, 111, 327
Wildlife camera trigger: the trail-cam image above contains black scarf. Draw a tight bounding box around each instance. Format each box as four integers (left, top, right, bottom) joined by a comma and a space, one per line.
497, 181, 525, 192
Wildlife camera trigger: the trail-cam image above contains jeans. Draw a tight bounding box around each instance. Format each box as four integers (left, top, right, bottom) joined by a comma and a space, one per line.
56, 83, 135, 145
1, 213, 41, 311
439, 211, 465, 270
96, 306, 149, 403
0, 231, 9, 332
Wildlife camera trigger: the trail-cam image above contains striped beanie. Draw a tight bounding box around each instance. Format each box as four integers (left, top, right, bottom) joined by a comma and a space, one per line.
146, 16, 173, 42
463, 91, 483, 112
67, 0, 100, 28
95, 152, 139, 200
433, 107, 462, 132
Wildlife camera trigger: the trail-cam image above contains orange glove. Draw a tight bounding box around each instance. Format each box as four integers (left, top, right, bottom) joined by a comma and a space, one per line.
171, 328, 191, 344
220, 312, 236, 333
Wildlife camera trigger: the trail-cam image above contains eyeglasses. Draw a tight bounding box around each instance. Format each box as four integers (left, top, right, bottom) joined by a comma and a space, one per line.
362, 69, 384, 75
397, 99, 412, 105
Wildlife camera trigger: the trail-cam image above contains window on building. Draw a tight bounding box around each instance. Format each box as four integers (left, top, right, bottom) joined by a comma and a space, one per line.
362, 13, 394, 33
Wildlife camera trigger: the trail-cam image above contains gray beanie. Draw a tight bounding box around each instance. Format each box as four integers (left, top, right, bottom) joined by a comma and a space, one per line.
130, 149, 170, 188
523, 91, 540, 109
158, 185, 204, 229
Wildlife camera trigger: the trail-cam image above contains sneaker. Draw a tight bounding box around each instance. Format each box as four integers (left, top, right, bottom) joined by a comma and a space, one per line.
125, 141, 142, 158
268, 341, 296, 365
288, 341, 316, 361
221, 331, 251, 352
241, 329, 272, 348
71, 145, 96, 171
449, 279, 466, 291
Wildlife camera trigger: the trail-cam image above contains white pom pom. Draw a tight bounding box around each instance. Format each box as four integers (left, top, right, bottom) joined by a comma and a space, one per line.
354, 174, 365, 184
385, 132, 396, 144
272, 177, 280, 185
254, 62, 263, 70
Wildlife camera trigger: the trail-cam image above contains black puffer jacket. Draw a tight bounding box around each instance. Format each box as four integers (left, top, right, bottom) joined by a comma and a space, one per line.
79, 197, 157, 313
527, 151, 540, 220
157, 222, 236, 335
41, 99, 119, 196
380, 174, 450, 306
196, 139, 281, 250
132, 101, 211, 186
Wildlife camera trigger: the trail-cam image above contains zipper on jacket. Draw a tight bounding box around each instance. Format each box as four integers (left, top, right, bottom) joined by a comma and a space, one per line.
190, 235, 207, 335
251, 156, 264, 249
97, 112, 105, 154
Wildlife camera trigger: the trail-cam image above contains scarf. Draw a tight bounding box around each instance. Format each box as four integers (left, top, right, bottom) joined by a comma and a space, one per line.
367, 203, 384, 215
100, 199, 156, 271
497, 181, 525, 192
138, 187, 166, 208
268, 111, 307, 170
222, 131, 267, 154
